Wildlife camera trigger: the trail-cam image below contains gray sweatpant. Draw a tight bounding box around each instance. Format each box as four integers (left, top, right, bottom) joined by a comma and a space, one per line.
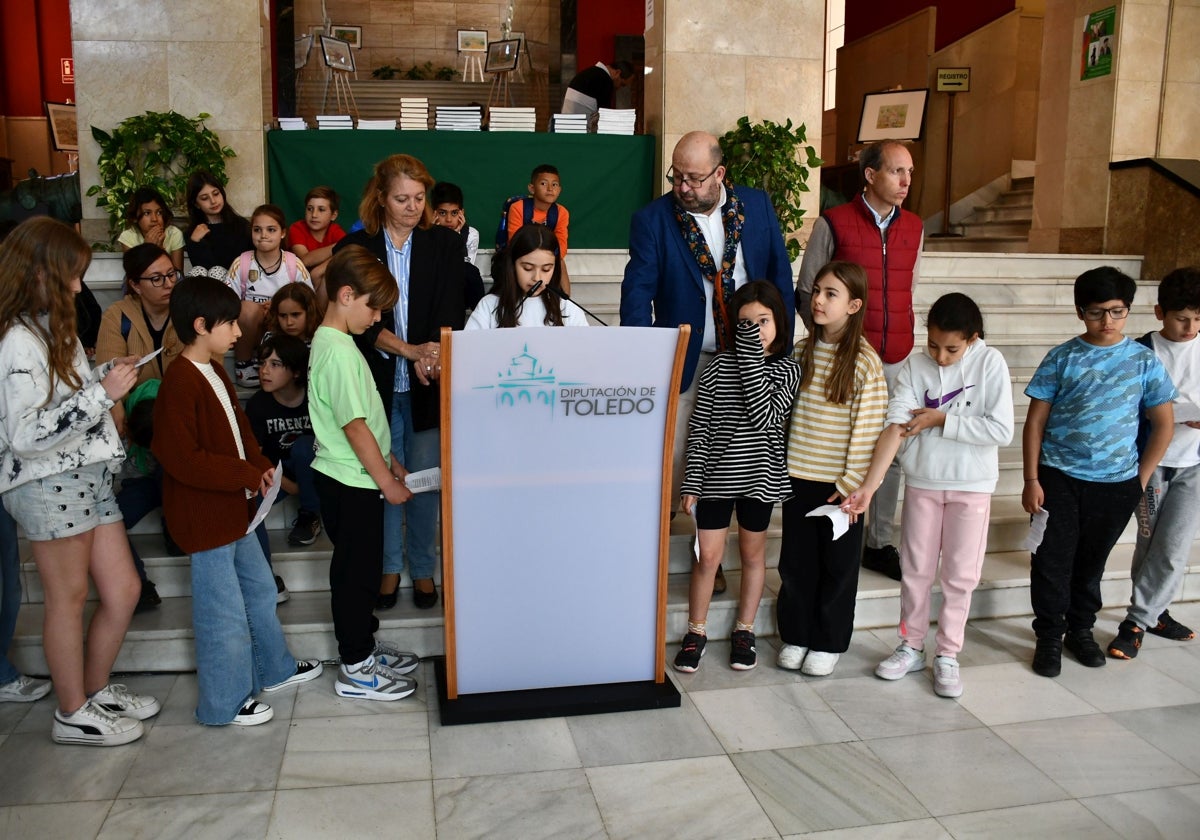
1127, 462, 1200, 629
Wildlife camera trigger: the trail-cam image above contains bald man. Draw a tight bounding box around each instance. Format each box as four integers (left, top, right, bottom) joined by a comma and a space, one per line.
620, 131, 795, 593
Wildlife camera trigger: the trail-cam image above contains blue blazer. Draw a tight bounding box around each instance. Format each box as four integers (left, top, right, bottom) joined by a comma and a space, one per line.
619, 186, 796, 391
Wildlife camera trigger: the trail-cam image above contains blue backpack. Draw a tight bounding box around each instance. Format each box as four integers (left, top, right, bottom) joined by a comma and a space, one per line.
494, 196, 559, 253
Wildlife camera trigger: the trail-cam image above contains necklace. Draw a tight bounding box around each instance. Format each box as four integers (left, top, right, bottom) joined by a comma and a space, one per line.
258, 252, 283, 275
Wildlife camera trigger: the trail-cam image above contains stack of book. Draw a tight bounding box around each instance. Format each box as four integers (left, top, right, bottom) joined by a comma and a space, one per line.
399, 98, 429, 130
435, 106, 483, 131
551, 113, 589, 134
316, 115, 354, 130
278, 117, 308, 131
488, 106, 537, 132
356, 118, 397, 130
597, 108, 637, 135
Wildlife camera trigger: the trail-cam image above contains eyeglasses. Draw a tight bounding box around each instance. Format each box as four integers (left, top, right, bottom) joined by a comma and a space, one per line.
138, 270, 182, 287
1079, 305, 1130, 321
665, 164, 722, 189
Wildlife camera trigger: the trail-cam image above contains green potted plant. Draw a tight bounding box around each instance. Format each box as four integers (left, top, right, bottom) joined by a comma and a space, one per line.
86, 110, 236, 241
719, 116, 823, 261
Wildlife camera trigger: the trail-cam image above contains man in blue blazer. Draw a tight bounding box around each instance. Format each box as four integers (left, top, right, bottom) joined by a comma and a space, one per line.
620, 130, 795, 592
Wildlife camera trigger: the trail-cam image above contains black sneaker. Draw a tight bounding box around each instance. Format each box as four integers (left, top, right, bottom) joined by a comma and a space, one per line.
1032, 637, 1063, 677
134, 579, 161, 614
673, 632, 707, 673
1064, 628, 1105, 667
1107, 620, 1143, 660
287, 510, 322, 546
1148, 610, 1195, 641
730, 630, 757, 670
275, 575, 290, 604
863, 545, 902, 581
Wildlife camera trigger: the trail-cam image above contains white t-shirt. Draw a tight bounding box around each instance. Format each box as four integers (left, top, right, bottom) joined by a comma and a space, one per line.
226, 253, 314, 304
466, 293, 589, 330
1151, 332, 1200, 468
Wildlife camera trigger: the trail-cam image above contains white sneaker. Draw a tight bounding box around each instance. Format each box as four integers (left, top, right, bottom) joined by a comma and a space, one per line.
933, 655, 963, 698
777, 644, 808, 670
335, 655, 417, 701
801, 650, 840, 676
231, 699, 274, 726
875, 644, 926, 680
0, 674, 52, 703
372, 641, 420, 675
91, 684, 160, 720
52, 699, 144, 746
262, 659, 324, 692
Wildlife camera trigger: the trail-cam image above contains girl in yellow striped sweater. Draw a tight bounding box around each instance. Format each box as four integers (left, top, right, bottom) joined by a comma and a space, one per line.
776, 261, 888, 676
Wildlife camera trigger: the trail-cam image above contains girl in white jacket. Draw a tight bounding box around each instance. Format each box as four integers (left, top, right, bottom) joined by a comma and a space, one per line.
844, 293, 1013, 698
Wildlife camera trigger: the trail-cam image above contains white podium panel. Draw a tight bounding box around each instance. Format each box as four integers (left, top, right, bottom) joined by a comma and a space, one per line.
445, 327, 679, 695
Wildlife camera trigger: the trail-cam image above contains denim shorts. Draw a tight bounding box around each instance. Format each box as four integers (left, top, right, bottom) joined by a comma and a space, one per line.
1, 462, 122, 542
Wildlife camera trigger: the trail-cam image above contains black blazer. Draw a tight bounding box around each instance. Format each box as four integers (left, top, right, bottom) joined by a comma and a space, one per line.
334, 225, 466, 432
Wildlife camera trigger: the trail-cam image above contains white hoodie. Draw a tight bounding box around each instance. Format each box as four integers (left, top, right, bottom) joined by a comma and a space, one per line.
889, 338, 1014, 493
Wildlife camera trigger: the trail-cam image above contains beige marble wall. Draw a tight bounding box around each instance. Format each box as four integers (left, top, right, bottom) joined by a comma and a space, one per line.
645, 0, 825, 245
71, 0, 266, 236
1160, 0, 1200, 158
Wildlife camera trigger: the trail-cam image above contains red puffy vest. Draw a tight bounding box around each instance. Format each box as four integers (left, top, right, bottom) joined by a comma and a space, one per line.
823, 198, 923, 364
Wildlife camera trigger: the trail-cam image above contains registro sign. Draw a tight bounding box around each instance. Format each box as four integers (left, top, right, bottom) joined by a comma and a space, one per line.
936, 67, 970, 93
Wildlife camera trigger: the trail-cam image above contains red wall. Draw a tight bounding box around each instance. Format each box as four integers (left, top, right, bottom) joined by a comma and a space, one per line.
576, 0, 644, 69
845, 0, 1015, 51
1, 0, 74, 116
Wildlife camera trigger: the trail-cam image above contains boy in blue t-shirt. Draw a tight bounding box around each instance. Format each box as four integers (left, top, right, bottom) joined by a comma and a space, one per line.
1022, 266, 1176, 678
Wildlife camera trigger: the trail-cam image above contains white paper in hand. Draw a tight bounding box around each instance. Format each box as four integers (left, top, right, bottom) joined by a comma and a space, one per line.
135, 347, 164, 368
403, 467, 442, 494
1023, 509, 1049, 552
806, 504, 851, 541
245, 462, 283, 535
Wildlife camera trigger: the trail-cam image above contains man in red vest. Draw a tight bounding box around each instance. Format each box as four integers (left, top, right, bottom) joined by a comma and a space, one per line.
796, 139, 923, 581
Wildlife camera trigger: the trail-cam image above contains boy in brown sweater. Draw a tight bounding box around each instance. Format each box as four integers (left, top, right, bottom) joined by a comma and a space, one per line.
153, 276, 322, 726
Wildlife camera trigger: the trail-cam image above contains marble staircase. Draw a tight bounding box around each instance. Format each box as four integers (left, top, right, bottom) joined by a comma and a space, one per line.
10, 250, 1198, 674
925, 177, 1034, 254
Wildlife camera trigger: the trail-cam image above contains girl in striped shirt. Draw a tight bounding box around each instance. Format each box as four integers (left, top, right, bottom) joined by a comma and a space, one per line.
776, 261, 888, 677
674, 281, 801, 673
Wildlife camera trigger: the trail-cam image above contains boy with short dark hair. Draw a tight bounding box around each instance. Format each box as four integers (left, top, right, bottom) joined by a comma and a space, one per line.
1022, 266, 1176, 678
1108, 266, 1200, 659
153, 276, 322, 725
430, 182, 480, 265
506, 164, 571, 292
288, 185, 346, 290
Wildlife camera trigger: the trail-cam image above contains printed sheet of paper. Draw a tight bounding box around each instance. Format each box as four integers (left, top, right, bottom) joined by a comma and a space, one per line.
403, 467, 442, 494
1023, 509, 1049, 552
135, 347, 163, 368
806, 504, 851, 541
245, 462, 283, 535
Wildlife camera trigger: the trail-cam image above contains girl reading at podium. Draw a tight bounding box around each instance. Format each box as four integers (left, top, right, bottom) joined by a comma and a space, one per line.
466, 225, 588, 329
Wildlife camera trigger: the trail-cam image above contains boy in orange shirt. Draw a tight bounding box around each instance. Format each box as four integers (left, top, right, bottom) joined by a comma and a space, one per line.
506, 164, 571, 293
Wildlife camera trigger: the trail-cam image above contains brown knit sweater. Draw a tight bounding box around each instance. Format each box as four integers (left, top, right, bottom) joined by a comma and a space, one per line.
152, 357, 271, 554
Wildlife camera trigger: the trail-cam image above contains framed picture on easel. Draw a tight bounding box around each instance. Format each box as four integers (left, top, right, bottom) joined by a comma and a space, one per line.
484, 39, 520, 73
320, 35, 356, 73
45, 101, 78, 152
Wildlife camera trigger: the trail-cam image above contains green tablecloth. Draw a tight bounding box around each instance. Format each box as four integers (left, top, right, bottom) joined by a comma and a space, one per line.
266, 130, 656, 249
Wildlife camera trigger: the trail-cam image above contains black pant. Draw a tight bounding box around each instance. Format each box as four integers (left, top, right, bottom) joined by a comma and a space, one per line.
1030, 465, 1141, 640
776, 478, 863, 653
315, 472, 383, 665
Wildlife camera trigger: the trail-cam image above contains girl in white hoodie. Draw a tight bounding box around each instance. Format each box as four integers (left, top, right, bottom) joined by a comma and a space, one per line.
844, 293, 1013, 698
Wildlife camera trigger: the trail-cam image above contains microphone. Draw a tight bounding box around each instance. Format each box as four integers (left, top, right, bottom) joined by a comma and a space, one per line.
524, 279, 544, 299
540, 283, 609, 326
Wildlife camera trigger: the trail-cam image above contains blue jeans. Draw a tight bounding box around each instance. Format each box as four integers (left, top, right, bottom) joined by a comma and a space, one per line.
0, 505, 22, 685
383, 391, 440, 579
253, 435, 320, 567
190, 533, 296, 724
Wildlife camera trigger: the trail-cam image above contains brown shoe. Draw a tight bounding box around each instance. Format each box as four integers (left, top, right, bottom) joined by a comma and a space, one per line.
712, 565, 727, 595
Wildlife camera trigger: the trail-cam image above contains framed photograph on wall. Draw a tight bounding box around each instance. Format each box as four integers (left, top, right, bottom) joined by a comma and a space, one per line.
330, 25, 362, 49
484, 38, 520, 73
44, 101, 78, 152
458, 29, 487, 52
320, 35, 356, 73
857, 89, 929, 142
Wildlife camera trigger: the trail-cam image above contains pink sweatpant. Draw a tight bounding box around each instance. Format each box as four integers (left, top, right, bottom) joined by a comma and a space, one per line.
897, 486, 991, 657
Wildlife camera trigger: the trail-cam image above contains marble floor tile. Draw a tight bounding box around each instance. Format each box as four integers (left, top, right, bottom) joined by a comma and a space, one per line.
732, 741, 928, 835
291, 668, 429, 719
0, 696, 36, 742
0, 801, 111, 838
1051, 653, 1200, 712
150, 673, 200, 727
118, 721, 289, 798
1110, 703, 1200, 774
1079, 783, 1200, 840
969, 615, 1037, 656
277, 712, 430, 788
0, 730, 143, 806
98, 791, 273, 840
951, 662, 1098, 726
429, 716, 581, 779
434, 768, 605, 840
811, 630, 898, 681
865, 727, 1068, 816
587, 755, 777, 840
936, 799, 1122, 839
1138, 646, 1200, 692
690, 683, 856, 753
566, 692, 724, 767
812, 675, 984, 740
268, 780, 434, 839
952, 623, 1028, 668
785, 818, 952, 839
666, 638, 801, 692
994, 713, 1199, 798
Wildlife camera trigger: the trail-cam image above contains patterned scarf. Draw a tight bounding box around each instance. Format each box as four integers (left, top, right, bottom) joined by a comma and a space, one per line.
673, 181, 745, 351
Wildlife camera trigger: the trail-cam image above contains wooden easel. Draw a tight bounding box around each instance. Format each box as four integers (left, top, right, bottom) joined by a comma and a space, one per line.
330, 68, 359, 119
461, 51, 485, 82
487, 70, 513, 110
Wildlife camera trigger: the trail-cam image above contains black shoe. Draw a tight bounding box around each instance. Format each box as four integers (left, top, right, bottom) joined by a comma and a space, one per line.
287, 510, 322, 546
673, 632, 706, 672
376, 587, 399, 611
1107, 620, 1143, 660
1148, 610, 1195, 641
1032, 637, 1063, 677
863, 545, 902, 581
274, 575, 290, 605
134, 579, 161, 614
712, 565, 727, 595
730, 630, 757, 670
1064, 629, 1105, 667
413, 581, 438, 610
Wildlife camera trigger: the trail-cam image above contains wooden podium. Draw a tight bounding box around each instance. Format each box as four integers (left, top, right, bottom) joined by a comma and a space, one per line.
435, 325, 689, 724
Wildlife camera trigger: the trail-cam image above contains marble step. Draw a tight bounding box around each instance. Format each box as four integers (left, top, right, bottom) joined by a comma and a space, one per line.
9, 541, 1198, 675
956, 219, 1034, 238
993, 187, 1035, 206
915, 280, 1156, 307
971, 204, 1033, 223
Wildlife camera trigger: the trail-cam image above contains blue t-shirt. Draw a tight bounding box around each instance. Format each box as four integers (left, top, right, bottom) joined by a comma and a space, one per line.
1025, 336, 1176, 482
